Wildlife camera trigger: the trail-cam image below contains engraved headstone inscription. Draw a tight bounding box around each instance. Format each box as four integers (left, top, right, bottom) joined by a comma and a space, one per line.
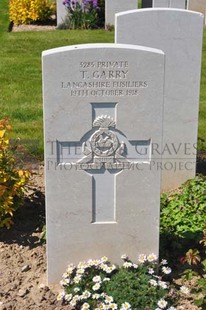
105, 0, 137, 27
116, 9, 204, 191
43, 43, 165, 283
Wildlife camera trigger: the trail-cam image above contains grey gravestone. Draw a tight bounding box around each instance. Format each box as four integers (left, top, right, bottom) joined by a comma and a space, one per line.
105, 0, 137, 27
43, 43, 165, 283
153, 0, 186, 8
142, 0, 186, 8
153, 0, 170, 7
170, 0, 186, 8
188, 0, 206, 25
116, 9, 204, 192
56, 0, 67, 26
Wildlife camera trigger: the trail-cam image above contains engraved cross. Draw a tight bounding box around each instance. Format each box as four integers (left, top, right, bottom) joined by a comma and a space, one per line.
57, 103, 150, 223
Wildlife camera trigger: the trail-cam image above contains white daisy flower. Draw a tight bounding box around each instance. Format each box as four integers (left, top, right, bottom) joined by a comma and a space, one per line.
57, 292, 65, 301
82, 290, 91, 299
65, 293, 73, 301
158, 281, 168, 289
72, 295, 80, 302
74, 287, 80, 293
149, 279, 158, 286
77, 268, 85, 274
180, 286, 190, 295
60, 278, 70, 286
121, 254, 128, 260
62, 272, 70, 278
138, 254, 147, 263
147, 253, 158, 262
105, 295, 114, 303
157, 299, 168, 309
74, 275, 82, 283
92, 282, 101, 291
148, 268, 154, 274
100, 263, 108, 271
105, 266, 115, 274
123, 261, 133, 268
101, 256, 108, 262
161, 259, 168, 265
110, 303, 118, 309
92, 293, 100, 299
103, 277, 110, 282
70, 299, 77, 307
162, 266, 172, 274
82, 302, 90, 309
120, 302, 131, 310
93, 275, 102, 283
67, 264, 75, 274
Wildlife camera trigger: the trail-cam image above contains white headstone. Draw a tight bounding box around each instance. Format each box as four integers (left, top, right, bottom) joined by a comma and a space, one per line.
170, 0, 186, 9
116, 9, 204, 192
143, 0, 186, 8
105, 0, 137, 27
43, 43, 165, 284
188, 0, 206, 24
56, 0, 67, 26
153, 0, 170, 7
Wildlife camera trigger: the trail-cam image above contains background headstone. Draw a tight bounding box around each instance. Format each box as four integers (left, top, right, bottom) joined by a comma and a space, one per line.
153, 0, 170, 7
188, 0, 206, 25
142, 0, 186, 8
43, 43, 165, 283
56, 0, 67, 26
116, 9, 204, 192
170, 0, 186, 9
105, 0, 137, 27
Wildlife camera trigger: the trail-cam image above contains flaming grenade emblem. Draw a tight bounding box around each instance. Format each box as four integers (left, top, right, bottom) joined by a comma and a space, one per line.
77, 115, 128, 169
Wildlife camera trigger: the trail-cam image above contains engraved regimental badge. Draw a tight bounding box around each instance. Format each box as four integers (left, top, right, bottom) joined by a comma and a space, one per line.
76, 115, 130, 170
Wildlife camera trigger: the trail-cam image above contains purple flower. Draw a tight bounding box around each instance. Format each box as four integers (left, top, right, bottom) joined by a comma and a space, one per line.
83, 0, 98, 8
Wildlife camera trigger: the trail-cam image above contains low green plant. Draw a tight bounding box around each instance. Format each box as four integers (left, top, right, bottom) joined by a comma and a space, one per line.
180, 231, 206, 308
0, 119, 31, 229
57, 254, 184, 309
160, 176, 206, 240
60, 0, 101, 30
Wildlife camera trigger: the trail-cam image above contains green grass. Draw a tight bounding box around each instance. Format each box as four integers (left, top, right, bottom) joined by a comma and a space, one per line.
0, 1, 114, 156
0, 0, 206, 157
